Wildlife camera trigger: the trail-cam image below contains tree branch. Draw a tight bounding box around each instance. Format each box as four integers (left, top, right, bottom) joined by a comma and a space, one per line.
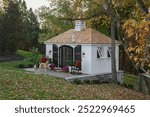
59, 12, 103, 21
136, 0, 149, 15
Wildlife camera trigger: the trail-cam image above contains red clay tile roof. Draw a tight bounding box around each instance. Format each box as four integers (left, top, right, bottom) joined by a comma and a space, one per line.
45, 28, 120, 44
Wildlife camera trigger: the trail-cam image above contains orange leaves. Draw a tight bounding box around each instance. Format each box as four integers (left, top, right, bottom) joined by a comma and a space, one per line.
123, 19, 150, 69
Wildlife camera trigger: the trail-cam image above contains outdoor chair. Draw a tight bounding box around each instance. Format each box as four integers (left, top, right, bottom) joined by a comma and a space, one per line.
71, 60, 81, 74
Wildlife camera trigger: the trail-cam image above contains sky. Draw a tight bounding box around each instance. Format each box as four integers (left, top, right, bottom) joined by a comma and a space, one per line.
24, 0, 50, 10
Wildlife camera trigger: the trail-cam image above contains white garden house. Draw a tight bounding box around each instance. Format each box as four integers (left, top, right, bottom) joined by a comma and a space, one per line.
44, 20, 121, 75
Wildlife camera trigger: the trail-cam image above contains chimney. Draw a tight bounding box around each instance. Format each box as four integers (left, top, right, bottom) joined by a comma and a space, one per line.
75, 20, 86, 31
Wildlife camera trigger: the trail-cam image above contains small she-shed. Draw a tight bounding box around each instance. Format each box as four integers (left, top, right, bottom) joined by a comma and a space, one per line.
44, 20, 120, 75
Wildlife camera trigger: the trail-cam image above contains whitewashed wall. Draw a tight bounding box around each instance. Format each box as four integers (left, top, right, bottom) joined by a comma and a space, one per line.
46, 44, 52, 58
81, 45, 92, 74
90, 44, 119, 74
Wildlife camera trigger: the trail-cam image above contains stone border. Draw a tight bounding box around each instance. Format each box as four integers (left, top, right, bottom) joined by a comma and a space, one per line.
65, 70, 124, 84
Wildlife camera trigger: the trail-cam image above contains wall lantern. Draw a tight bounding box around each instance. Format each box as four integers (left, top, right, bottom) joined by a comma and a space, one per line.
49, 50, 52, 55
82, 52, 85, 58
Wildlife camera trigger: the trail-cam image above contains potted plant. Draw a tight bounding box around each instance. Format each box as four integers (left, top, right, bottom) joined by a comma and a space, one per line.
62, 66, 69, 72
49, 63, 56, 70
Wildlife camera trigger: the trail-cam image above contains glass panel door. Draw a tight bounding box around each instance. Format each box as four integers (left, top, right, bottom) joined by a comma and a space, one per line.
59, 45, 73, 67
53, 44, 58, 66
75, 45, 81, 70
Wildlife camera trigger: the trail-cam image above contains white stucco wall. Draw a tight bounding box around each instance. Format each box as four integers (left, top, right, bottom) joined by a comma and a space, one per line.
90, 44, 119, 74
46, 44, 53, 58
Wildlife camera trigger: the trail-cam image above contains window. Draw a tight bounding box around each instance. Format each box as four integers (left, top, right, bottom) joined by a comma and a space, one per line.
97, 47, 104, 58
107, 47, 111, 57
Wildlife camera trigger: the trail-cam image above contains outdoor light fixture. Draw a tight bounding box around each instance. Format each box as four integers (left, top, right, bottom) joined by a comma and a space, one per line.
82, 52, 85, 58
49, 50, 52, 55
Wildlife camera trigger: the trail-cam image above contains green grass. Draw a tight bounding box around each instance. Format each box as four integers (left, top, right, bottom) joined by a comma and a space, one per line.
0, 50, 149, 100
123, 73, 150, 94
123, 74, 139, 90
0, 50, 41, 71
17, 50, 33, 58
0, 67, 150, 100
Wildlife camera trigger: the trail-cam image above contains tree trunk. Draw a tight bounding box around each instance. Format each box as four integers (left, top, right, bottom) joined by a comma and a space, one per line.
111, 18, 117, 83
138, 74, 143, 92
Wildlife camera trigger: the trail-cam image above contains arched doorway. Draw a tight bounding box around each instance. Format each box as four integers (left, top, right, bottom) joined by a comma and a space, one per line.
59, 45, 73, 67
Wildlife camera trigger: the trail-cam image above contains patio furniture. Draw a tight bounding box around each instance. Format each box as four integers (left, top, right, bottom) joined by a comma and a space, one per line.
71, 60, 81, 74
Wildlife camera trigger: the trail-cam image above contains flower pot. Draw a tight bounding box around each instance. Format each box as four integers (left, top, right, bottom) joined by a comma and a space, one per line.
49, 64, 56, 70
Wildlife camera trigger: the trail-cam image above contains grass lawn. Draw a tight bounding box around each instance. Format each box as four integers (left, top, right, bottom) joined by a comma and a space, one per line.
0, 50, 150, 100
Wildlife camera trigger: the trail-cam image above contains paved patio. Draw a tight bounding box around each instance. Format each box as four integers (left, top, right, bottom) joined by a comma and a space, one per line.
24, 68, 123, 84
24, 68, 87, 79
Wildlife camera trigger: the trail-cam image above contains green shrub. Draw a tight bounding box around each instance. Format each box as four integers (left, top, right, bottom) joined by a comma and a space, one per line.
73, 79, 83, 85
84, 80, 91, 84
122, 83, 134, 89
127, 84, 134, 89
16, 63, 24, 68
27, 63, 34, 68
17, 50, 33, 58
92, 80, 100, 84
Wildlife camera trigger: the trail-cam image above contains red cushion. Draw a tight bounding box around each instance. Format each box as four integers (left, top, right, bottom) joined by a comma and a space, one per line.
75, 61, 80, 68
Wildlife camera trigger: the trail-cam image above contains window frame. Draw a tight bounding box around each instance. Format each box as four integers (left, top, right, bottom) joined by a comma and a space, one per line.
97, 46, 105, 59
107, 47, 112, 58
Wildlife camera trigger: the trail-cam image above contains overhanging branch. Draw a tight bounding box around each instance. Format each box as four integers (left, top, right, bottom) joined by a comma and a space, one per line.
136, 0, 149, 15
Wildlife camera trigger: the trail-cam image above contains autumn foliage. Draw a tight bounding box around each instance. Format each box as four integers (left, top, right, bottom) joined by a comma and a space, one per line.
123, 13, 150, 72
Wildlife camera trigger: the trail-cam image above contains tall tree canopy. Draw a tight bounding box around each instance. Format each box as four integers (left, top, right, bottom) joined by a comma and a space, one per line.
18, 0, 40, 50
0, 0, 23, 53
0, 0, 40, 53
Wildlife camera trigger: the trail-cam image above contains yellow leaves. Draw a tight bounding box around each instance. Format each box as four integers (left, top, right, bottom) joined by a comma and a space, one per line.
133, 57, 138, 62
129, 56, 133, 60
123, 19, 150, 70
135, 48, 141, 54
127, 47, 134, 52
145, 12, 150, 19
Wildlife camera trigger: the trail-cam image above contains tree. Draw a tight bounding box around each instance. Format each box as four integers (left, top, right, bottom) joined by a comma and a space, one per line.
26, 8, 40, 49
123, 0, 150, 92
0, 0, 24, 53
102, 0, 118, 83
123, 20, 150, 70
37, 5, 73, 42
18, 0, 40, 50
